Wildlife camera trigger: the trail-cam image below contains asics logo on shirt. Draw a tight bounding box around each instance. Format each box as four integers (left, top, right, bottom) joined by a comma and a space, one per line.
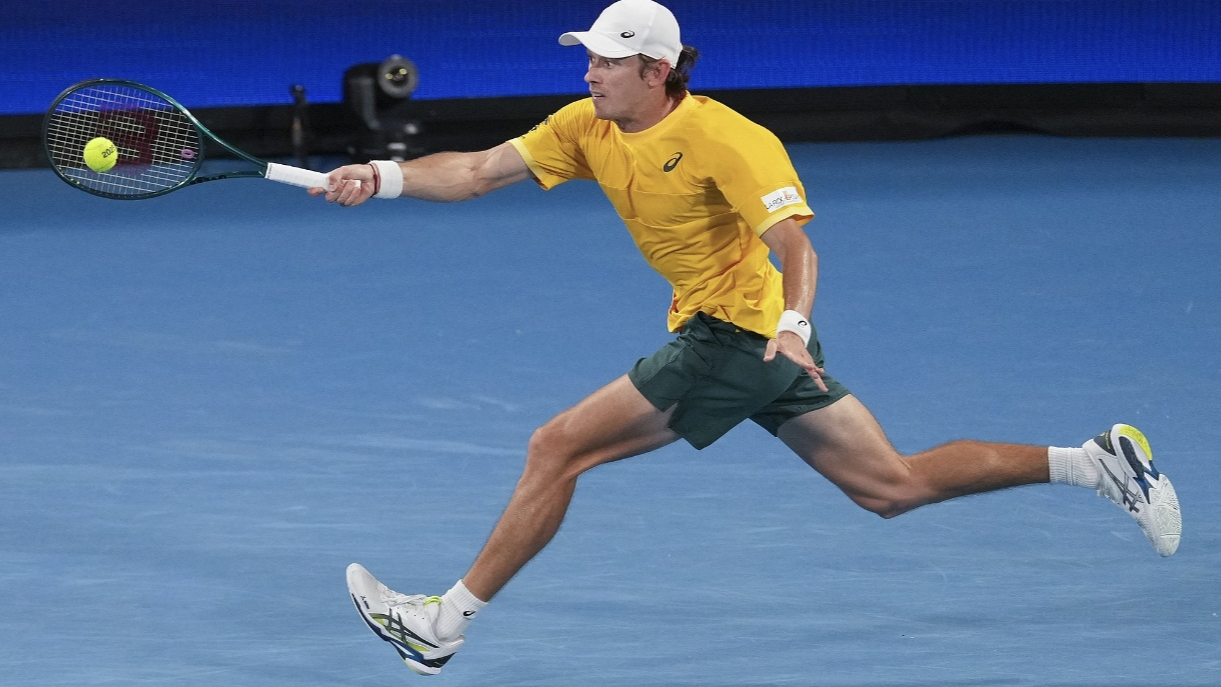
663, 152, 683, 172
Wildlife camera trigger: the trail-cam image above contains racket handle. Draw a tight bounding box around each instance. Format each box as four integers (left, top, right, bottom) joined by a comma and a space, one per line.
265, 161, 362, 190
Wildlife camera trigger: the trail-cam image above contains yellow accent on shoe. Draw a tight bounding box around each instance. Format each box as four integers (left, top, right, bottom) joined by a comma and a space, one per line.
1118, 424, 1152, 462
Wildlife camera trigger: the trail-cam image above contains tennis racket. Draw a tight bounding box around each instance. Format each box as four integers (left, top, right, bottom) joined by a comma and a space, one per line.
43, 79, 333, 200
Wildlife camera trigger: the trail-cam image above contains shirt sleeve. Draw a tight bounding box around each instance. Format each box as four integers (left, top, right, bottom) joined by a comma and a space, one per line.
706, 123, 814, 236
509, 100, 595, 190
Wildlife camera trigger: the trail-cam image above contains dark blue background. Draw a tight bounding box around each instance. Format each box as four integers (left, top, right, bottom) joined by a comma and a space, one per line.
3, 1, 1220, 115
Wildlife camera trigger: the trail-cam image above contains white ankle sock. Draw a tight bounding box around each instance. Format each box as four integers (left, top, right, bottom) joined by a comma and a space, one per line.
1048, 446, 1100, 489
435, 580, 487, 641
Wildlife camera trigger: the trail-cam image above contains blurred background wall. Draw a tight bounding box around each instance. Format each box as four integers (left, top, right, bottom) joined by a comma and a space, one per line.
3, 0, 1219, 167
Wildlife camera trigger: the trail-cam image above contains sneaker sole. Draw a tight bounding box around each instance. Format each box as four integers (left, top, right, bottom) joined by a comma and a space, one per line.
1096, 425, 1182, 557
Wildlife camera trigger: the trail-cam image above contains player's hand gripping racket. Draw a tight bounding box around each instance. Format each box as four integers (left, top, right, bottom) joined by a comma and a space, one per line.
43, 79, 332, 200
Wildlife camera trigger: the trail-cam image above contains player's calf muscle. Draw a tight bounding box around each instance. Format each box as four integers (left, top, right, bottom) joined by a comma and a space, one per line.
863, 440, 1050, 518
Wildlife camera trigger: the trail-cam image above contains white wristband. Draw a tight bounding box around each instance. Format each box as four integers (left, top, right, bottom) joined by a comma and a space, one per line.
776, 309, 811, 346
369, 160, 404, 199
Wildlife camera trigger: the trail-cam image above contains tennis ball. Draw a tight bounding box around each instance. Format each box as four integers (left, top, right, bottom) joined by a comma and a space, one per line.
83, 137, 118, 172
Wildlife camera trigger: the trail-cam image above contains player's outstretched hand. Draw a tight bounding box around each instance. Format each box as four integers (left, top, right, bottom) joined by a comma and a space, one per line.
308, 164, 374, 206
764, 331, 828, 392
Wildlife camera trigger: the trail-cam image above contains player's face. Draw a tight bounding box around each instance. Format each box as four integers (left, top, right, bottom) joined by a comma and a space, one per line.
585, 51, 653, 123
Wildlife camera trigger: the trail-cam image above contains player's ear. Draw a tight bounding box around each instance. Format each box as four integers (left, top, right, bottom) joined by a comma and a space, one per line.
644, 59, 671, 87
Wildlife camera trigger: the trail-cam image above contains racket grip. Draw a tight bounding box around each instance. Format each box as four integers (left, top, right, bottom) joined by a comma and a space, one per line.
264, 162, 359, 190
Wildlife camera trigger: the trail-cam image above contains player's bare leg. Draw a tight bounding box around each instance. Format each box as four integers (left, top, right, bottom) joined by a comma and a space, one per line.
463, 374, 681, 600
777, 396, 1180, 555
347, 375, 679, 673
777, 395, 1048, 518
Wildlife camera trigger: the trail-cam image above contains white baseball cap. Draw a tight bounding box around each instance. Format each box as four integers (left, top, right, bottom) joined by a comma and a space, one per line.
559, 0, 682, 65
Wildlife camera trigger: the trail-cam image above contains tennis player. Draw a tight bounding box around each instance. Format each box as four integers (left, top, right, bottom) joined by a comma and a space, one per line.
311, 0, 1182, 676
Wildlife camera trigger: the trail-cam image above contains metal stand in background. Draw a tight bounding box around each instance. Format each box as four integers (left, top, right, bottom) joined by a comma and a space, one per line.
290, 84, 311, 170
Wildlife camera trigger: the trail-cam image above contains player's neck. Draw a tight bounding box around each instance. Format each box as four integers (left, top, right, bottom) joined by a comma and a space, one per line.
616, 95, 680, 134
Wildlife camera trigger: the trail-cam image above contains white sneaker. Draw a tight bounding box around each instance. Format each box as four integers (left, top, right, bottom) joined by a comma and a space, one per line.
1083, 424, 1181, 556
346, 563, 463, 675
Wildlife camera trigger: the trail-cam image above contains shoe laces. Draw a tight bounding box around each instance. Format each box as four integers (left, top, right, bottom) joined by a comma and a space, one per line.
383, 590, 438, 606
382, 591, 442, 617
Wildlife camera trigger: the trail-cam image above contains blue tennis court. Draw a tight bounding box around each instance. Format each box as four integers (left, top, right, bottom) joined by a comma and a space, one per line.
2, 134, 1218, 686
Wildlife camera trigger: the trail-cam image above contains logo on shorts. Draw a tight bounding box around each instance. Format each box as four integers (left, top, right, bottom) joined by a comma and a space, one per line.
620, 31, 636, 38
663, 151, 683, 172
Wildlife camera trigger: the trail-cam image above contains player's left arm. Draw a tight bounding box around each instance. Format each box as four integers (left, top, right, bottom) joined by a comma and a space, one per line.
760, 217, 828, 390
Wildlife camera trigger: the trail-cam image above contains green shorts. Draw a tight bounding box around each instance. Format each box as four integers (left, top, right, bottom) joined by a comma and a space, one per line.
628, 312, 851, 449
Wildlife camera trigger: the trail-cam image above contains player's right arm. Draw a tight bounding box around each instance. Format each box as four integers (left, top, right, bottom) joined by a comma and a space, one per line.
310, 141, 533, 206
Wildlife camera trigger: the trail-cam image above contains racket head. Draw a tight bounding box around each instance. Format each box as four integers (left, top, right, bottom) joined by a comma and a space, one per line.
43, 79, 205, 200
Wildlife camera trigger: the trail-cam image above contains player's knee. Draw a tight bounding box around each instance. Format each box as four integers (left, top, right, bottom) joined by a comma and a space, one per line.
524, 420, 583, 479
852, 495, 907, 519
525, 423, 562, 464
832, 458, 926, 519
872, 501, 911, 519
844, 485, 921, 519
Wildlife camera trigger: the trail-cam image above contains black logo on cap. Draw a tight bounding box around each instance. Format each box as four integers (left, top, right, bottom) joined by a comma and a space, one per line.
620, 30, 636, 38
663, 152, 683, 172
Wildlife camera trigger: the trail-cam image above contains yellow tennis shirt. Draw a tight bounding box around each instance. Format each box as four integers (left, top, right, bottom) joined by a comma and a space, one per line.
509, 94, 813, 337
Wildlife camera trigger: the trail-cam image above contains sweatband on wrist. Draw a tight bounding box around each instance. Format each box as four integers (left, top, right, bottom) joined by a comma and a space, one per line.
776, 309, 812, 346
369, 160, 404, 199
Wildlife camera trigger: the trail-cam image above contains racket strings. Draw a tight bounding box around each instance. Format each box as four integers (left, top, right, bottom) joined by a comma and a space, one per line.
46, 84, 202, 197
